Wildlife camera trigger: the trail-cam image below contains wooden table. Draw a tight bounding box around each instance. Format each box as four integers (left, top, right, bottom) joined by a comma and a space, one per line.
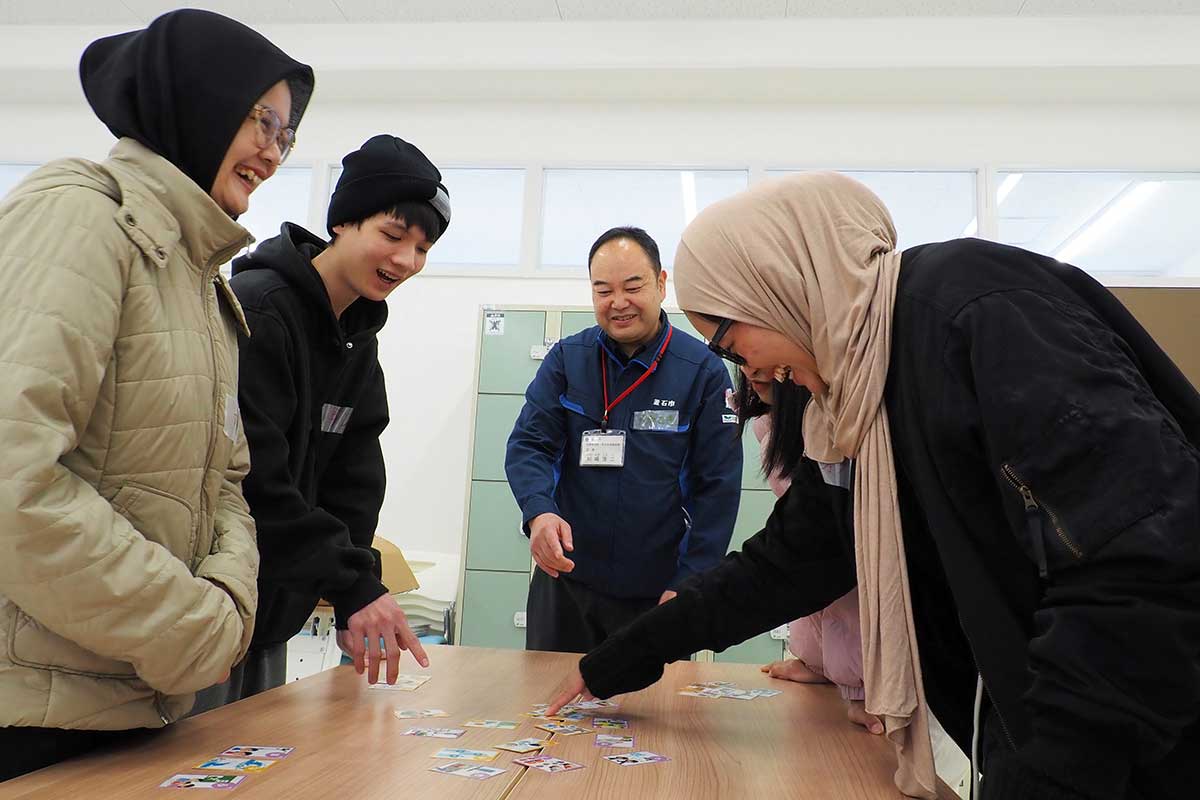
2, 644, 910, 799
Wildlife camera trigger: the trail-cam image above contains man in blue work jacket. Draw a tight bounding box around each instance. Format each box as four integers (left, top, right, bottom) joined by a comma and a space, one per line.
506, 226, 742, 653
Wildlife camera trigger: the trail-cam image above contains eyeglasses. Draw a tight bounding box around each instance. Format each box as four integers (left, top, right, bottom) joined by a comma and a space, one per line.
248, 104, 296, 164
707, 317, 746, 366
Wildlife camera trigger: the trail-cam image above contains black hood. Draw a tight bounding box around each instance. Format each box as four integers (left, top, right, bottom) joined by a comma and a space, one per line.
232, 222, 387, 340
80, 9, 314, 197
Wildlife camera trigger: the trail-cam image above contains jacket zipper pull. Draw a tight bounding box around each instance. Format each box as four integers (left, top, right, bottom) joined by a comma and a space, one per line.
1019, 485, 1049, 579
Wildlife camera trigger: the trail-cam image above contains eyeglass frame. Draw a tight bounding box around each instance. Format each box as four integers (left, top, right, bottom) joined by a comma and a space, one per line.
248, 104, 296, 164
706, 316, 746, 366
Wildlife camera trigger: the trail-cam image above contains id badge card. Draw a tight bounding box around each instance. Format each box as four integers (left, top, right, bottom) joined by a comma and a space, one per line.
580, 429, 626, 468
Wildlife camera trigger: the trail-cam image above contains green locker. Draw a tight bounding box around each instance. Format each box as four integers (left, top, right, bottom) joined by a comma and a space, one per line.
465, 481, 531, 573
478, 310, 547, 394
460, 570, 530, 650
560, 311, 595, 339
713, 632, 785, 665
471, 394, 527, 481
730, 489, 778, 551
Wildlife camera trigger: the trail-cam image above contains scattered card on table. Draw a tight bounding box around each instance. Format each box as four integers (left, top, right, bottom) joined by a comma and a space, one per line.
595, 734, 634, 748
604, 751, 671, 766
463, 719, 518, 730
160, 773, 245, 790
568, 699, 618, 710
750, 688, 783, 698
401, 727, 465, 739
366, 674, 430, 691
429, 762, 507, 781
495, 738, 552, 754
194, 757, 276, 772
592, 718, 629, 729
431, 748, 500, 762
394, 708, 449, 719
535, 722, 592, 736
513, 755, 586, 773
219, 745, 293, 760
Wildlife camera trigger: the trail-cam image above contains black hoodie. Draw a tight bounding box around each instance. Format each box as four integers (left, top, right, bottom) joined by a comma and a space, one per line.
230, 223, 390, 647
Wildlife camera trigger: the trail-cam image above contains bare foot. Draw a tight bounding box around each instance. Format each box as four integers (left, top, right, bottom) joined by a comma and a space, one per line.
846, 699, 884, 735
760, 659, 831, 684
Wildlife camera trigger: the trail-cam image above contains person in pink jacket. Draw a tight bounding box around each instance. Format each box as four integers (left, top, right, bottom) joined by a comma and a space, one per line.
732, 369, 883, 735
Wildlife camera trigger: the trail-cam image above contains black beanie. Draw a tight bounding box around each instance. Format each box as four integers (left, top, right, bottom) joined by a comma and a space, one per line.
327, 135, 451, 237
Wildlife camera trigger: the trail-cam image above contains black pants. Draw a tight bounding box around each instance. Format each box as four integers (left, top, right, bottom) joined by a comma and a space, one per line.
526, 570, 658, 654
0, 726, 152, 783
189, 641, 288, 716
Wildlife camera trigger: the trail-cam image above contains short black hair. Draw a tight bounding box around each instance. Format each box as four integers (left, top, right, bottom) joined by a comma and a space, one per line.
330, 200, 445, 244
587, 226, 662, 274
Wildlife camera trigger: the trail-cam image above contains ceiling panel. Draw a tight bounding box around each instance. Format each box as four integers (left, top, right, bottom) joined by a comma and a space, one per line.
0, 0, 139, 24
122, 0, 346, 24
558, 0, 786, 21
333, 0, 560, 23
785, 0, 1021, 16
1020, 0, 1200, 15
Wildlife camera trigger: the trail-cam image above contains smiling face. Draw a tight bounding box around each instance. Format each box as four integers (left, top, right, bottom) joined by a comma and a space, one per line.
209, 80, 292, 217
318, 212, 432, 316
589, 238, 668, 355
686, 312, 828, 396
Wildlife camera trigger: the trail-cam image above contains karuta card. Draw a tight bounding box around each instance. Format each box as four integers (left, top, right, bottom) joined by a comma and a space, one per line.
431, 748, 500, 762
567, 699, 618, 710
535, 722, 592, 736
495, 738, 552, 754
463, 719, 519, 730
594, 734, 634, 748
394, 708, 450, 719
592, 718, 629, 729
428, 762, 507, 781
750, 688, 783, 698
194, 757, 276, 772
401, 727, 465, 739
366, 674, 430, 691
219, 745, 293, 760
512, 755, 586, 774
604, 751, 671, 766
159, 773, 245, 790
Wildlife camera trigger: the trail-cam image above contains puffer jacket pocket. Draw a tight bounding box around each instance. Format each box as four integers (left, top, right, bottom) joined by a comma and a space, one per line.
5, 599, 138, 679
110, 482, 198, 566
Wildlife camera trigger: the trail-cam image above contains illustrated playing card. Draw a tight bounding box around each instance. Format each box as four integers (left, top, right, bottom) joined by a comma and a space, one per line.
603, 751, 671, 766
463, 719, 519, 730
218, 745, 293, 760
159, 774, 245, 790
393, 708, 450, 719
749, 688, 783, 698
513, 755, 586, 773
592, 718, 629, 729
535, 722, 592, 736
431, 748, 500, 762
495, 738, 552, 754
366, 674, 431, 691
428, 762, 507, 781
568, 699, 618, 710
594, 734, 634, 748
401, 727, 465, 739
194, 757, 276, 772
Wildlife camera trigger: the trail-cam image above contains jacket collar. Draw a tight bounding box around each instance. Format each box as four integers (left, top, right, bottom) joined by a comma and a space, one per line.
104, 138, 251, 274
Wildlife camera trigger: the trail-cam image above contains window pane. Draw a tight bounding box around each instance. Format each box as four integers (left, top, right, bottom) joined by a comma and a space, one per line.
767, 170, 977, 250
327, 167, 524, 269
541, 169, 749, 268
239, 166, 313, 251
996, 171, 1200, 279
0, 164, 39, 200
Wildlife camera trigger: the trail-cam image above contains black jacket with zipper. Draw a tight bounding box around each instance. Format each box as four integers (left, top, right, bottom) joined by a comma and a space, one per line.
579, 238, 1200, 800
230, 222, 391, 648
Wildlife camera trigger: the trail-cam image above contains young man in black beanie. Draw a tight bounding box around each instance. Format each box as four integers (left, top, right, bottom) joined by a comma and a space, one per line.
192, 135, 451, 710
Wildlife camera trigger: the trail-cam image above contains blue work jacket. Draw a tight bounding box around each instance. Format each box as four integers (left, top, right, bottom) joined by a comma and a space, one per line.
505, 314, 742, 599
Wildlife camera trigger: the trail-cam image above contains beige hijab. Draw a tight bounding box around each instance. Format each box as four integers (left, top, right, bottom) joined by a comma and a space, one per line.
675, 172, 937, 799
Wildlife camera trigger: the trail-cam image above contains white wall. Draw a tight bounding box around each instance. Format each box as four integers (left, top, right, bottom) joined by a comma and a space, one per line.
1, 17, 1198, 557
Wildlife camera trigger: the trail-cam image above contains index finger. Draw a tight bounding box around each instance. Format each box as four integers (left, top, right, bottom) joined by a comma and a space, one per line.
545, 685, 581, 717
397, 625, 431, 669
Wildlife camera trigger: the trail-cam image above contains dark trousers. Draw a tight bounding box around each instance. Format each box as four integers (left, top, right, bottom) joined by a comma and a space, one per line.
0, 726, 152, 783
189, 641, 288, 716
526, 570, 658, 654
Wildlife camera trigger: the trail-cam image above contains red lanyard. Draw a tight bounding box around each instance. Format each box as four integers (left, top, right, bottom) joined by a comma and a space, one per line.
600, 324, 674, 430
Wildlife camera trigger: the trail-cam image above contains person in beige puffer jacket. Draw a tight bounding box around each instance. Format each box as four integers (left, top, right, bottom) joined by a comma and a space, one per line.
0, 9, 314, 782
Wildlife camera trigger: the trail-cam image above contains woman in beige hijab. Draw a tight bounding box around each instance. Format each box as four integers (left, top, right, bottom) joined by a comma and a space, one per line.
547, 172, 1200, 800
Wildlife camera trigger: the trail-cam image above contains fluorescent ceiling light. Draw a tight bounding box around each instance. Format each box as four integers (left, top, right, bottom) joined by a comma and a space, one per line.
1055, 181, 1161, 265
681, 171, 698, 225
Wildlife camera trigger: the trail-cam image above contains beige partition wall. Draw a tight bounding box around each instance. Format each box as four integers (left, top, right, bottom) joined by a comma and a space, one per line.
1111, 288, 1200, 390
